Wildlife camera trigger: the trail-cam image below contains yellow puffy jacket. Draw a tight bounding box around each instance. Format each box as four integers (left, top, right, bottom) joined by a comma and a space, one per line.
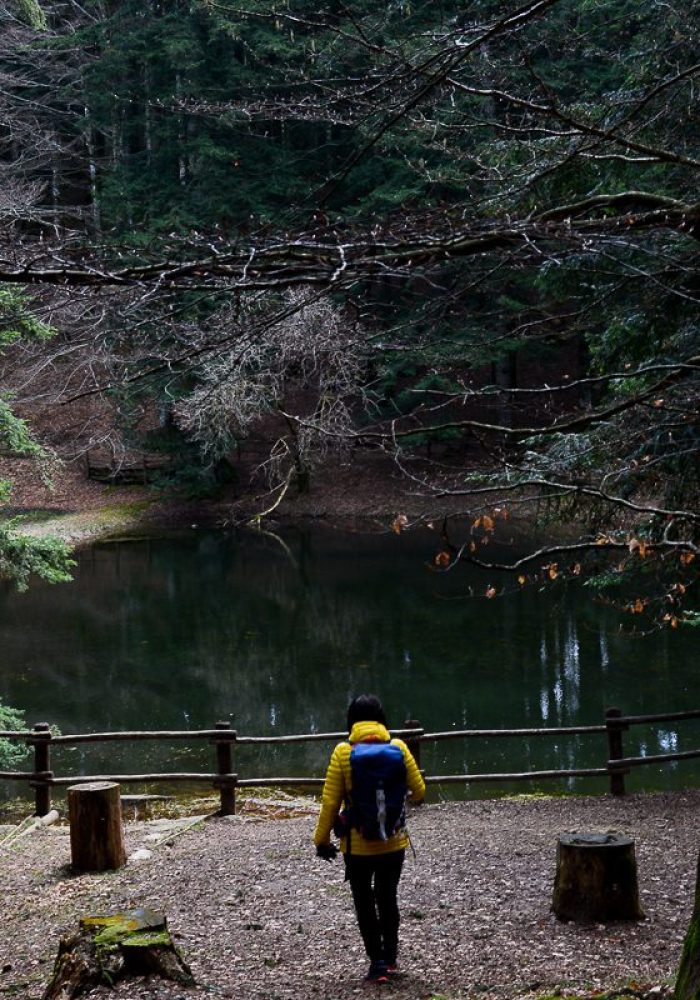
313, 720, 425, 856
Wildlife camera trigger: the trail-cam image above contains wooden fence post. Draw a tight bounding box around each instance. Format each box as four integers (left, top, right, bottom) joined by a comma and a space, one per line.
213, 721, 237, 816
30, 722, 52, 816
403, 719, 422, 770
606, 707, 627, 796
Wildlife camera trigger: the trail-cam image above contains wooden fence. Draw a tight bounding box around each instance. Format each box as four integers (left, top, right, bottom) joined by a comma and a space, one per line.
1, 707, 700, 817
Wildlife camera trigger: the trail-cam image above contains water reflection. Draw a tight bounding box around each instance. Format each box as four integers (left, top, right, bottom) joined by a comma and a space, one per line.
0, 526, 698, 795
657, 730, 678, 753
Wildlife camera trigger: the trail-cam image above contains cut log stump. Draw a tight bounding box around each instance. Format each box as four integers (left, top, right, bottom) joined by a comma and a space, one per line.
552, 832, 645, 922
43, 908, 194, 1000
67, 781, 125, 872
676, 849, 700, 1000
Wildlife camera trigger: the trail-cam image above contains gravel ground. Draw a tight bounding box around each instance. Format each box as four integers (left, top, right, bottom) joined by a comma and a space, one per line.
2, 791, 699, 1000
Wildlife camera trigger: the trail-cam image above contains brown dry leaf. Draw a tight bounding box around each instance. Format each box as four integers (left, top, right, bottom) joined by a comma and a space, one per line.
547, 563, 558, 580
629, 538, 648, 558
571, 563, 582, 576
517, 575, 526, 586
391, 513, 408, 534
680, 551, 696, 566
631, 598, 645, 614
434, 551, 451, 567
485, 585, 497, 599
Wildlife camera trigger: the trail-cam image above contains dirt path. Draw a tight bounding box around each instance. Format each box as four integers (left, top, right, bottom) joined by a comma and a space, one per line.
2, 791, 698, 1000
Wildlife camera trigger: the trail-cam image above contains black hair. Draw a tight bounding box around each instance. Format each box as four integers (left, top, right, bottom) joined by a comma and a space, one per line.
347, 694, 387, 731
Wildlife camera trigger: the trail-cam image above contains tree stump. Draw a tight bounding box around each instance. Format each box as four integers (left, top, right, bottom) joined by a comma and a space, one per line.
67, 781, 126, 872
43, 908, 194, 999
676, 849, 700, 1000
552, 832, 645, 922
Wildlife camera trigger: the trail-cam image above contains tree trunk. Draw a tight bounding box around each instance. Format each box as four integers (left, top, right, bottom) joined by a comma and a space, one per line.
676, 850, 700, 1000
144, 64, 153, 166
175, 72, 188, 187
490, 350, 517, 428
83, 105, 102, 240
552, 832, 645, 922
43, 908, 194, 1000
68, 781, 126, 872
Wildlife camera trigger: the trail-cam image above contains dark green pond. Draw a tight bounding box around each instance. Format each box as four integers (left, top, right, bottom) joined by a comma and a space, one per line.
1, 526, 698, 799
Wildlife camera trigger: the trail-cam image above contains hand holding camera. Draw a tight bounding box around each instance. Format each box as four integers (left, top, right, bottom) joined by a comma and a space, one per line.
316, 842, 338, 861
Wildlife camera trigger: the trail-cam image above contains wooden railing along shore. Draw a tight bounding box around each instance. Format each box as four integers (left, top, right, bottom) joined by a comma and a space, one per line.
2, 707, 700, 817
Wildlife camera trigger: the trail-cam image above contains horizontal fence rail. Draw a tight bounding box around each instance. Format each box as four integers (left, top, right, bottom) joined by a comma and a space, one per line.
424, 767, 609, 784
416, 725, 606, 740
617, 709, 700, 726
608, 748, 700, 770
1, 708, 699, 816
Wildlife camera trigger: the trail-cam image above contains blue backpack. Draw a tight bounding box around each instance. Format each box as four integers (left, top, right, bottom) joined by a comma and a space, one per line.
347, 741, 407, 841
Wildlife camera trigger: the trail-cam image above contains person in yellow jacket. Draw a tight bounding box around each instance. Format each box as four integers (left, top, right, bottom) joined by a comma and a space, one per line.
313, 694, 425, 983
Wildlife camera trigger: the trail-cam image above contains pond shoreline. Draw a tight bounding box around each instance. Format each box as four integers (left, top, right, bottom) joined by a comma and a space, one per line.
7, 445, 571, 550
10, 484, 576, 552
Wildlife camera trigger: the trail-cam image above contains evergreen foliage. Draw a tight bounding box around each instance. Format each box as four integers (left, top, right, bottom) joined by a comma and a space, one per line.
0, 290, 74, 589
0, 698, 27, 769
0, 0, 697, 618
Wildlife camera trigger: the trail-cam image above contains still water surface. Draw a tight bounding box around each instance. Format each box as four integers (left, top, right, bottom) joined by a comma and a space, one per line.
1, 526, 698, 797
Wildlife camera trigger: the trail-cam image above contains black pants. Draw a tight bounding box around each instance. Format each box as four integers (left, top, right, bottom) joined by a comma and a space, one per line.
344, 849, 405, 964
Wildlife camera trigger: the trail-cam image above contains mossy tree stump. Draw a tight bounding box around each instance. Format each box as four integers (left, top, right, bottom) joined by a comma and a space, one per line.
676, 849, 700, 1000
67, 781, 125, 872
43, 908, 194, 999
552, 832, 645, 922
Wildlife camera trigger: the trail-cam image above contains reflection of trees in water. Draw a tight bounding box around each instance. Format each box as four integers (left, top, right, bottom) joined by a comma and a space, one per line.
1, 530, 699, 788
538, 609, 582, 724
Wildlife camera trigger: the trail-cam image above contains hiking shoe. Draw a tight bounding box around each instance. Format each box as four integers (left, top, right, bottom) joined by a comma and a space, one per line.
365, 960, 389, 983
386, 963, 399, 976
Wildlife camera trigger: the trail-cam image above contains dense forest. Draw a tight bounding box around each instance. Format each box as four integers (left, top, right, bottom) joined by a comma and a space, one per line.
0, 0, 698, 625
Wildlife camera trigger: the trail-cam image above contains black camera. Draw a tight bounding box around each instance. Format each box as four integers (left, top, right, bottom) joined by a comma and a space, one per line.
316, 843, 338, 861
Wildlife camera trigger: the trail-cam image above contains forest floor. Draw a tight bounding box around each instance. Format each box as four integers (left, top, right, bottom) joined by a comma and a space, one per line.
1, 790, 698, 1000
3, 446, 509, 548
